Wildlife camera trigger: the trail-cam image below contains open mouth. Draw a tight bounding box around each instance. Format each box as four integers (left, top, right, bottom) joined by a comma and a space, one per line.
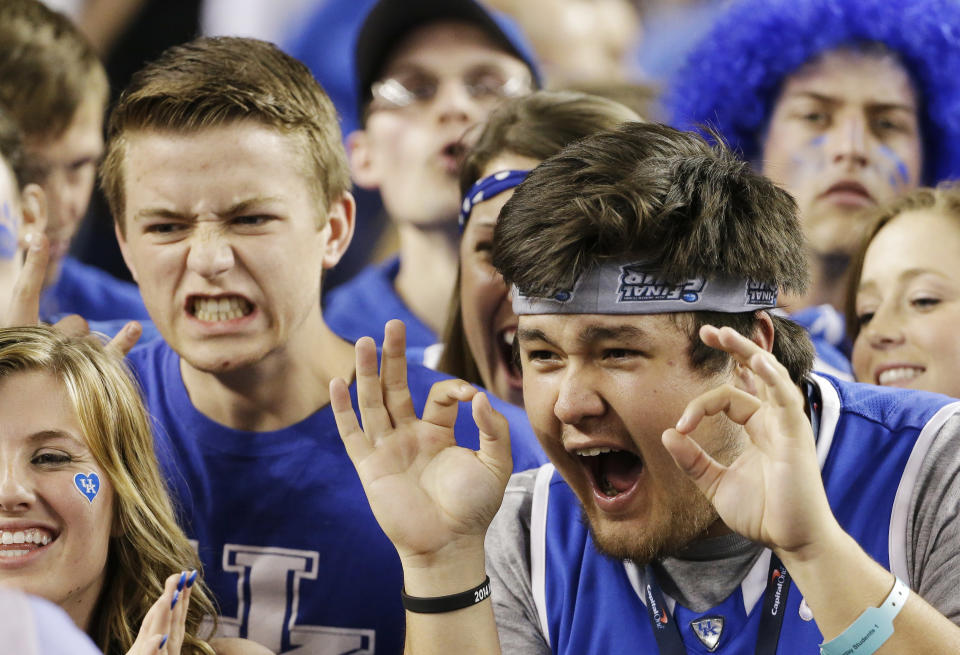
188, 295, 254, 323
440, 142, 466, 175
495, 327, 522, 387
0, 528, 56, 559
876, 366, 924, 386
577, 447, 645, 499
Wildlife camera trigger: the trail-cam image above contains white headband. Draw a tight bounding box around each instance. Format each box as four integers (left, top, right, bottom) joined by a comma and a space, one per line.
512, 260, 777, 315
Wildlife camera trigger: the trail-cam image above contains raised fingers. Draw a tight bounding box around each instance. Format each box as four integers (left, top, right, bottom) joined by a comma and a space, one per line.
5, 232, 48, 327
106, 321, 143, 357
330, 376, 373, 465
472, 392, 513, 480
354, 336, 394, 437
380, 320, 416, 422
662, 428, 725, 500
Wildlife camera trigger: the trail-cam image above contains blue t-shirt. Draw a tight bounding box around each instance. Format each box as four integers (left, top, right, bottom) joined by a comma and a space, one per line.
128, 338, 544, 655
41, 256, 150, 322
521, 375, 958, 654
323, 256, 437, 350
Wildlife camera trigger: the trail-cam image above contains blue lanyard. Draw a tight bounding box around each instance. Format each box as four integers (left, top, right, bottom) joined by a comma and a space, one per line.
643, 553, 791, 655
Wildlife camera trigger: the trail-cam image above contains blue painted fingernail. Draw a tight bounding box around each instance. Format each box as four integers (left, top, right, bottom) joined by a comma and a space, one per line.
177, 571, 187, 591
186, 569, 198, 588
158, 634, 168, 650
170, 590, 180, 610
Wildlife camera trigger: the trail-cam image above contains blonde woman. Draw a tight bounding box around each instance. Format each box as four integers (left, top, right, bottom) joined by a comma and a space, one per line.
0, 326, 269, 655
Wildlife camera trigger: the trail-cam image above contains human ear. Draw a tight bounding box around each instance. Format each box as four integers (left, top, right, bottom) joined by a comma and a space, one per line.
18, 183, 47, 247
751, 310, 776, 353
321, 191, 357, 270
346, 130, 380, 191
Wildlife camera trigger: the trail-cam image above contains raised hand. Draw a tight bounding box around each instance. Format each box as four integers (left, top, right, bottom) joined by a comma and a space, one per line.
127, 570, 196, 654
330, 319, 513, 567
661, 325, 839, 558
3, 232, 142, 355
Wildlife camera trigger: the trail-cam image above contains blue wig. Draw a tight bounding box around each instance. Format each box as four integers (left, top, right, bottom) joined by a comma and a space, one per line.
665, 0, 960, 185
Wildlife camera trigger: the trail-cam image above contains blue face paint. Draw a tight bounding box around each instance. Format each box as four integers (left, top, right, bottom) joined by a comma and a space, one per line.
0, 202, 17, 259
809, 135, 827, 147
877, 145, 910, 187
74, 472, 100, 503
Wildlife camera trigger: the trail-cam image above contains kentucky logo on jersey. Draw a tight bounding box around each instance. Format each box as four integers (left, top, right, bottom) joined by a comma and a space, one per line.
618, 266, 706, 303
745, 280, 778, 307
690, 615, 724, 652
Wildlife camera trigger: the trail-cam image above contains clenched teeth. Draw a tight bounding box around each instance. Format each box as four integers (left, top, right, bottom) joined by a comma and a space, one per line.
0, 528, 52, 546
192, 296, 252, 322
878, 367, 923, 385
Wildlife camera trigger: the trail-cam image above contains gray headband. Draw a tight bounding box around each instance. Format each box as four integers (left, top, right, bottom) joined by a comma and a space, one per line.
512, 261, 777, 315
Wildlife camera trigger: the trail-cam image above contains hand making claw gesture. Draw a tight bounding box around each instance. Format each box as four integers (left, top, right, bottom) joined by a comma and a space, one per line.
662, 325, 841, 560
3, 233, 141, 355
330, 319, 514, 571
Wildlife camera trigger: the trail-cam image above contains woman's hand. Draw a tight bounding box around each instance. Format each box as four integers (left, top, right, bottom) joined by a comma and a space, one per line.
127, 570, 196, 654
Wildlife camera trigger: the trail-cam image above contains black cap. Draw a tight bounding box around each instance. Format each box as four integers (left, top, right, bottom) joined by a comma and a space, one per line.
354, 0, 541, 119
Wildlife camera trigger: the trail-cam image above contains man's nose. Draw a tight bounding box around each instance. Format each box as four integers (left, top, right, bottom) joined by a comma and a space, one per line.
553, 366, 605, 425
827, 115, 869, 168
186, 223, 235, 279
432, 78, 480, 125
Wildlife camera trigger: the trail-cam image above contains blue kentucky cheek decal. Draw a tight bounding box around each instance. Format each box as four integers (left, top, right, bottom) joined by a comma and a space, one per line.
74, 472, 100, 503
0, 202, 17, 260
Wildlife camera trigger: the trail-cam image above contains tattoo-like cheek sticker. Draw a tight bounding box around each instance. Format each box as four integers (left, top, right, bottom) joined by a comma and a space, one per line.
876, 144, 910, 190
0, 202, 16, 260
74, 472, 100, 503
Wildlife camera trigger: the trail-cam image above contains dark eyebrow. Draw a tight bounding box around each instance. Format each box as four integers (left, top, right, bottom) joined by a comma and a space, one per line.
517, 328, 553, 345
579, 324, 649, 345
786, 91, 915, 114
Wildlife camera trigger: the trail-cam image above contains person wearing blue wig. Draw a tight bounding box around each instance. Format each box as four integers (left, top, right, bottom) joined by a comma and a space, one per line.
666, 0, 960, 362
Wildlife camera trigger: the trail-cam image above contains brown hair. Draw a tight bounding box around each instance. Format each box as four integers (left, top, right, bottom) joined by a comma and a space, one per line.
845, 182, 960, 341
439, 91, 640, 383
0, 0, 107, 143
493, 121, 814, 383
0, 326, 217, 655
101, 36, 351, 235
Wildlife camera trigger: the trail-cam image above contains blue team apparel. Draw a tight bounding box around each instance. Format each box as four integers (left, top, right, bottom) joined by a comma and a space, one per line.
41, 256, 150, 322
323, 256, 437, 349
128, 338, 545, 655
792, 304, 852, 358
527, 374, 958, 654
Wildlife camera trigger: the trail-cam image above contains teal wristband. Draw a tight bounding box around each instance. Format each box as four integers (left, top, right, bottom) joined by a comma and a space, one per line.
819, 576, 909, 655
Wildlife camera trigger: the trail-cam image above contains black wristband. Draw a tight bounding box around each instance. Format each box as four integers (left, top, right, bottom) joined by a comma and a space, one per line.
401, 576, 491, 614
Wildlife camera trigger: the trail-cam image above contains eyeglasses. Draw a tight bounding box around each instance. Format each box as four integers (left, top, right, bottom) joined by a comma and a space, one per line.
369, 67, 531, 112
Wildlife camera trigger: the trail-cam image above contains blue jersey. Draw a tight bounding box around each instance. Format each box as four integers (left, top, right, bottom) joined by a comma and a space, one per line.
41, 256, 150, 323
127, 338, 545, 655
526, 374, 959, 654
323, 257, 437, 351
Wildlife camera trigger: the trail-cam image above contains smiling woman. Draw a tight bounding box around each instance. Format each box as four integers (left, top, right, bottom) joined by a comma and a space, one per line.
0, 327, 268, 655
847, 183, 960, 398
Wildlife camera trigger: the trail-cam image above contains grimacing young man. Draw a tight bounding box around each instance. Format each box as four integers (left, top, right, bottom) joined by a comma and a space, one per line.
332, 122, 960, 654
100, 36, 544, 655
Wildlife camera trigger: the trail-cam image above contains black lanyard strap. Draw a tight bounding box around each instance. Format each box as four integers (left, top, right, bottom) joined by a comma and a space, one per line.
643, 552, 790, 655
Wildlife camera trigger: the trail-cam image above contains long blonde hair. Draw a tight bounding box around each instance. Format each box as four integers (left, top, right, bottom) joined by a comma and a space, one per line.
0, 326, 217, 655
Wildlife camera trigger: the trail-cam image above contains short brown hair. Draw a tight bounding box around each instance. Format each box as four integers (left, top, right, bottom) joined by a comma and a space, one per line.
0, 0, 108, 142
845, 182, 960, 342
493, 121, 814, 383
101, 36, 351, 234
440, 91, 640, 383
